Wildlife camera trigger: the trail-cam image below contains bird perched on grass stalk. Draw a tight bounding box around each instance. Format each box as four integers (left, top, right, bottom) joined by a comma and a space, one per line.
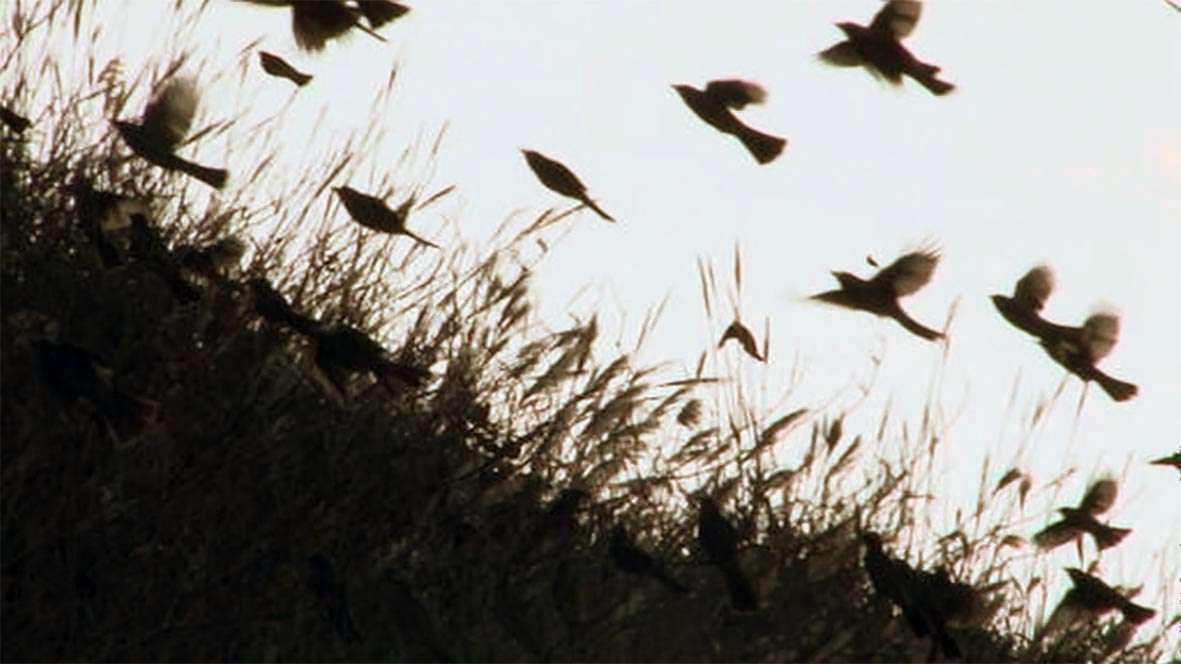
521, 149, 614, 222
258, 51, 312, 87
990, 264, 1064, 339
608, 524, 689, 594
247, 278, 320, 336
696, 496, 757, 610
810, 248, 945, 342
334, 186, 439, 248
818, 0, 955, 96
1033, 478, 1131, 557
672, 80, 786, 164
113, 78, 227, 189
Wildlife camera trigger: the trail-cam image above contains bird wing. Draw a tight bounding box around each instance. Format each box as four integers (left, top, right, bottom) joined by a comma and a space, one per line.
703, 79, 767, 110
1081, 312, 1120, 363
1033, 516, 1082, 550
869, 0, 922, 39
1014, 264, 1055, 312
1078, 478, 1118, 516
817, 41, 863, 67
140, 78, 198, 149
875, 249, 939, 297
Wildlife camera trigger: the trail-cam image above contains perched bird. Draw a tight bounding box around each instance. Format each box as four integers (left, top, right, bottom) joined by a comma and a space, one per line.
30, 336, 152, 438
861, 532, 961, 659
810, 248, 944, 342
0, 104, 31, 133
697, 497, 757, 610
258, 51, 312, 87
1149, 450, 1181, 478
718, 319, 764, 362
307, 553, 360, 643
1039, 311, 1137, 402
308, 323, 431, 396
177, 237, 248, 279
991, 264, 1064, 339
247, 278, 320, 335
818, 0, 955, 96
521, 149, 614, 222
113, 78, 228, 189
71, 177, 150, 268
239, 1, 390, 51
672, 80, 786, 164
334, 186, 438, 248
1033, 479, 1131, 555
1040, 567, 1156, 640
608, 524, 689, 594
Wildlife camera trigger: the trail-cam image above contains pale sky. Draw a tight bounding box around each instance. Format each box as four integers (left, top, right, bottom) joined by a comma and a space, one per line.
11, 0, 1180, 650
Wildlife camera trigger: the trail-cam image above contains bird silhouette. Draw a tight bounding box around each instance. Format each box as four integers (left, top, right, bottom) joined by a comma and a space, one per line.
1041, 567, 1156, 640
259, 51, 312, 87
811, 248, 944, 341
308, 323, 431, 397
240, 1, 391, 51
990, 264, 1068, 339
355, 0, 410, 29
818, 0, 954, 96
71, 177, 150, 268
861, 533, 962, 659
1033, 479, 1131, 555
0, 103, 31, 133
1038, 311, 1137, 402
608, 524, 689, 594
247, 278, 320, 336
334, 186, 439, 248
718, 319, 765, 362
672, 80, 786, 164
697, 497, 757, 610
113, 78, 227, 189
521, 149, 614, 222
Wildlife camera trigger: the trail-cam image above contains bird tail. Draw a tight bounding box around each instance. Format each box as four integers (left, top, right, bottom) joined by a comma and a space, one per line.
403, 229, 440, 249
911, 65, 955, 96
1093, 369, 1138, 402
736, 126, 787, 165
720, 561, 757, 611
578, 195, 615, 222
176, 156, 228, 189
1119, 600, 1156, 626
895, 311, 944, 342
1091, 524, 1131, 551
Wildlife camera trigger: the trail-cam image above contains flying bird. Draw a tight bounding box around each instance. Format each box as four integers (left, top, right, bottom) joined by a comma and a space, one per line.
334, 186, 439, 248
1039, 311, 1137, 402
608, 524, 689, 594
521, 149, 614, 222
259, 51, 312, 87
718, 319, 765, 362
991, 264, 1063, 339
1033, 479, 1131, 556
113, 78, 228, 189
818, 0, 955, 96
239, 1, 395, 51
810, 248, 945, 342
697, 497, 757, 611
1040, 567, 1156, 640
861, 532, 962, 659
672, 80, 786, 164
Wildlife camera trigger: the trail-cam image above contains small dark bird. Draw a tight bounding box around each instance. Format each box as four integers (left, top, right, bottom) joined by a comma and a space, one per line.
1034, 479, 1131, 555
861, 533, 962, 659
334, 186, 438, 248
259, 51, 313, 87
811, 248, 944, 341
356, 0, 410, 28
818, 0, 955, 96
608, 525, 689, 594
0, 104, 31, 133
240, 1, 388, 51
1039, 311, 1137, 402
31, 338, 152, 437
113, 78, 228, 189
1149, 450, 1181, 478
247, 278, 320, 335
72, 177, 150, 268
309, 323, 431, 396
991, 264, 1062, 339
521, 149, 614, 222
718, 319, 764, 362
672, 80, 786, 164
307, 553, 361, 642
1041, 567, 1156, 639
697, 497, 757, 610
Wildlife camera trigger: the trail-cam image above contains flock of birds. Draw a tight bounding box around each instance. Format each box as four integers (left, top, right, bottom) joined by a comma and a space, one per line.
3, 0, 1176, 660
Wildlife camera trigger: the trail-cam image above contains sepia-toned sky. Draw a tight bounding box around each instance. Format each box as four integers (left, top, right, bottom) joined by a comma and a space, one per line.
20, 0, 1180, 646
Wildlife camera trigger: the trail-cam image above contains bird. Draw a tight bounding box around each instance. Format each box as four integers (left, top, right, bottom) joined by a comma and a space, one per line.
238, 1, 393, 51
818, 0, 955, 96
520, 149, 614, 222
333, 186, 439, 248
1039, 311, 1137, 402
1033, 479, 1131, 556
608, 524, 689, 594
990, 264, 1065, 339
247, 278, 321, 336
861, 532, 962, 659
718, 319, 764, 362
307, 553, 361, 643
308, 323, 431, 397
697, 496, 757, 610
30, 336, 152, 438
71, 177, 150, 268
1040, 567, 1156, 640
810, 248, 944, 342
355, 0, 410, 29
112, 78, 228, 189
672, 80, 786, 164
258, 51, 312, 87
0, 103, 31, 133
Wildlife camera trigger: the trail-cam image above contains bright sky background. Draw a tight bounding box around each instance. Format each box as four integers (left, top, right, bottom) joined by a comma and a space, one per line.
13, 0, 1180, 649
